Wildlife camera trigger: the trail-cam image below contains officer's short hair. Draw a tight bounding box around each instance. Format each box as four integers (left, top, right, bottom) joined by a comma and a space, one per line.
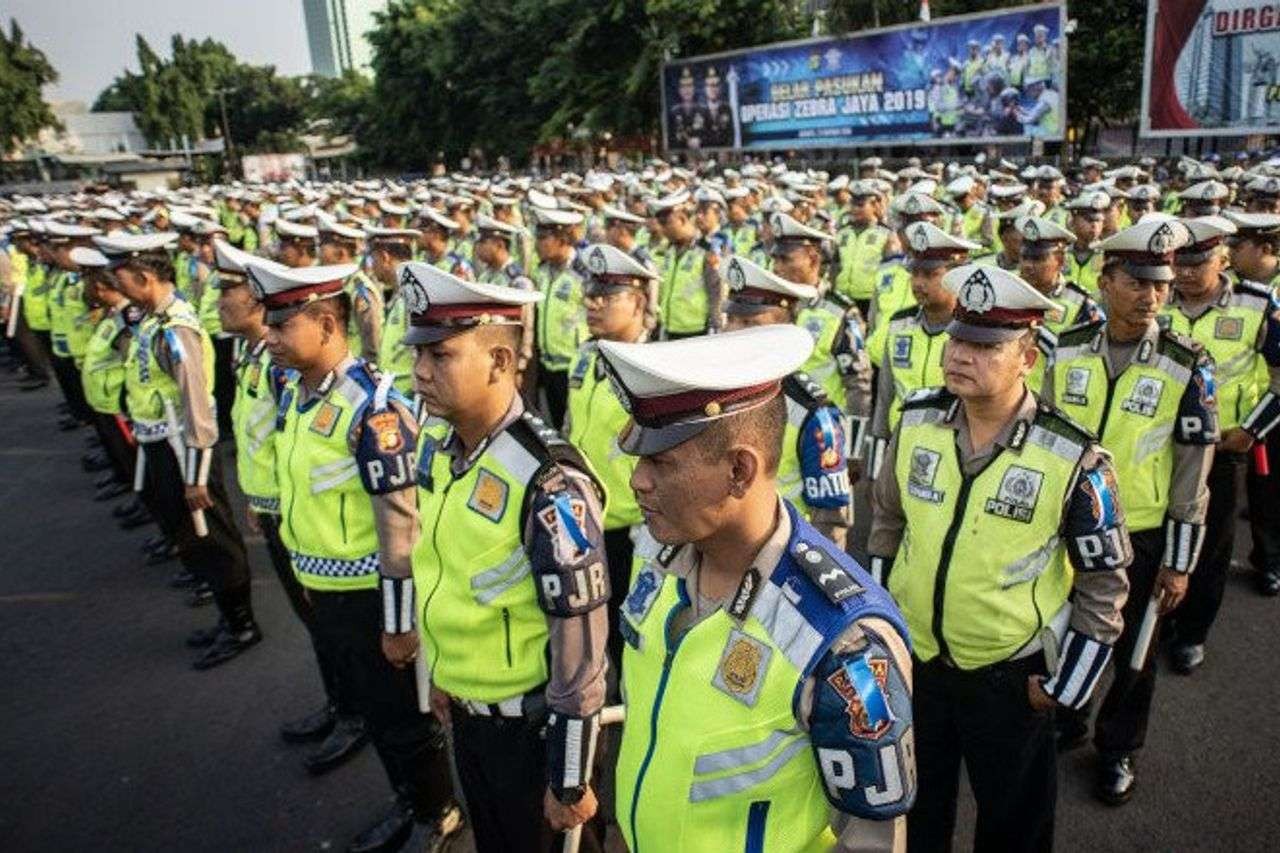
373, 241, 414, 261
302, 291, 351, 330
692, 392, 785, 476
475, 323, 523, 368
117, 251, 173, 284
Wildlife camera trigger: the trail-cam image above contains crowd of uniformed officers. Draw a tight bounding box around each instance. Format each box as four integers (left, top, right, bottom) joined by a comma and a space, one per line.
3, 149, 1280, 853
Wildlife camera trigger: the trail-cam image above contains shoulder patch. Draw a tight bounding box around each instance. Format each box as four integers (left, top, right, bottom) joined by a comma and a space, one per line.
1034, 400, 1098, 445
1156, 327, 1202, 369
783, 372, 830, 409
1234, 278, 1274, 302
889, 305, 918, 323
1055, 318, 1105, 349
900, 386, 953, 411
792, 539, 864, 604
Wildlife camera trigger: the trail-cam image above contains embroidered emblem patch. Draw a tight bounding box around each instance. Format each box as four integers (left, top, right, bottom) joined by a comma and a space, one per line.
1063, 366, 1090, 406
309, 402, 341, 437
1120, 376, 1164, 417
367, 411, 405, 453
1214, 316, 1243, 341
826, 654, 893, 739
906, 446, 944, 503
467, 468, 509, 522
984, 465, 1044, 523
711, 630, 772, 707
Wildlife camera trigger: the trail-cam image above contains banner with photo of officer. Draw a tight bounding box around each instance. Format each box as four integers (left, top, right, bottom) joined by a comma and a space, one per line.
660, 2, 1066, 152
1141, 0, 1280, 137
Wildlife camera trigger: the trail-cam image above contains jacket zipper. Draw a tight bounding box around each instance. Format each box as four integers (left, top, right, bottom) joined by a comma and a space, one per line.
932, 445, 1001, 662
423, 477, 454, 671
628, 594, 687, 853
338, 493, 348, 542
1095, 370, 1120, 440
502, 607, 512, 667
285, 413, 301, 544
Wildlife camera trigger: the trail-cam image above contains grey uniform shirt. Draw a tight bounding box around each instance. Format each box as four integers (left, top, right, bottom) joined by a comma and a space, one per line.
153, 292, 219, 449
431, 394, 608, 717
1040, 322, 1214, 527
869, 388, 1129, 644
664, 499, 909, 853
1167, 278, 1280, 400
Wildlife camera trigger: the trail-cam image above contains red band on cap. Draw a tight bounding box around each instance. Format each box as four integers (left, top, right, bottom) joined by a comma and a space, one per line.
631, 380, 780, 426
954, 306, 1044, 327
263, 280, 344, 308
411, 303, 524, 326
728, 287, 793, 308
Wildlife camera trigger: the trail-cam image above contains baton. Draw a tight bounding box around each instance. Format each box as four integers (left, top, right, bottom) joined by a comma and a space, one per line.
163, 399, 208, 537
5, 283, 22, 338
132, 445, 146, 492
562, 705, 626, 853
1255, 442, 1270, 477
1128, 595, 1160, 671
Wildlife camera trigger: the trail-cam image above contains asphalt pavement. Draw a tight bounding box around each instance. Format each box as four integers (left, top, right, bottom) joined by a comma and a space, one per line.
1, 365, 1278, 853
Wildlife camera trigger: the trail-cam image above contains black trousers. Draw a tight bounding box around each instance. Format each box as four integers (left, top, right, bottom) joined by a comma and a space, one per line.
141, 442, 253, 628
90, 411, 134, 485
908, 654, 1056, 853
1058, 528, 1164, 756
12, 314, 51, 380
1247, 429, 1280, 572
212, 337, 236, 440
309, 588, 453, 820
1172, 451, 1245, 647
49, 354, 91, 422
541, 368, 569, 431
450, 708, 603, 853
603, 526, 635, 699
257, 513, 343, 711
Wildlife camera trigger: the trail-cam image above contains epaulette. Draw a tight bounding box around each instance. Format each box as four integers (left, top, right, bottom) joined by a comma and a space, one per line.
877, 258, 904, 272
900, 386, 953, 412
1156, 326, 1203, 369
508, 411, 605, 505
1055, 317, 1105, 349
1034, 400, 1098, 444
791, 538, 864, 605
823, 290, 854, 312
1234, 278, 1274, 302
783, 371, 831, 410
889, 304, 919, 323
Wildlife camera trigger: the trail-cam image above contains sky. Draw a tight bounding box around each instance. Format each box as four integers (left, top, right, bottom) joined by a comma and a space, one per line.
8, 0, 313, 105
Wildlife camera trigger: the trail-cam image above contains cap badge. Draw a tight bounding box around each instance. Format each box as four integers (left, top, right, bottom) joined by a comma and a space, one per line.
1147, 223, 1176, 255
1024, 220, 1040, 242
904, 196, 922, 215
959, 268, 996, 314
246, 267, 267, 301
400, 267, 429, 314
726, 259, 746, 291
908, 224, 930, 252
587, 246, 607, 275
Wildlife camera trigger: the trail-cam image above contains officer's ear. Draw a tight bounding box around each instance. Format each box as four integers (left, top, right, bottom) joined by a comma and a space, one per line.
726, 444, 762, 499
1018, 330, 1040, 374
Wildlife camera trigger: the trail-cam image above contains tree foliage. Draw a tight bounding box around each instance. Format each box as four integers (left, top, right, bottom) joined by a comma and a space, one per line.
0, 19, 61, 155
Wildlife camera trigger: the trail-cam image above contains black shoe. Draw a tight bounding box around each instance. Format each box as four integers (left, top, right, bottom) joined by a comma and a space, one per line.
146, 544, 179, 566
169, 569, 197, 589
186, 620, 226, 648
281, 703, 336, 743
305, 716, 369, 776
18, 378, 48, 391
142, 533, 168, 553
1257, 568, 1280, 597
1055, 722, 1089, 753
58, 415, 82, 431
401, 805, 465, 853
94, 481, 130, 502
348, 797, 413, 853
82, 451, 112, 472
192, 623, 262, 670
114, 499, 144, 519
117, 508, 153, 530
1171, 643, 1205, 674
186, 583, 214, 607
1095, 754, 1137, 806
94, 471, 117, 489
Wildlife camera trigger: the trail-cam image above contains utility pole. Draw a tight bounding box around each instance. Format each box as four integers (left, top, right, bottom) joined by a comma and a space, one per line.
214, 87, 236, 179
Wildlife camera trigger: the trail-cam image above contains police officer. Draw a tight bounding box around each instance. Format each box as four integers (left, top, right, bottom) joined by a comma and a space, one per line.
722, 256, 856, 548
599, 205, 656, 273
530, 206, 588, 429
870, 263, 1131, 852
416, 207, 471, 275
1226, 211, 1280, 594
1015, 214, 1105, 391
566, 243, 655, 678
384, 262, 608, 852
946, 174, 990, 247
244, 259, 459, 851
96, 232, 259, 668
366, 226, 422, 400
868, 222, 980, 478
1163, 215, 1280, 672
976, 199, 1041, 271
650, 190, 724, 339
46, 221, 101, 430
1064, 190, 1110, 295
600, 323, 915, 852
318, 219, 383, 363
473, 213, 538, 396
869, 191, 948, 333
833, 179, 897, 318
1045, 217, 1217, 804
723, 186, 759, 258
274, 218, 319, 268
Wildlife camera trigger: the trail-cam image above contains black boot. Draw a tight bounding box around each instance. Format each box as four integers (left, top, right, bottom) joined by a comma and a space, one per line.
304, 715, 369, 776
117, 506, 153, 530
192, 620, 262, 670
114, 498, 144, 519
186, 583, 214, 607
94, 472, 117, 489
186, 620, 226, 648
1256, 565, 1280, 597
146, 543, 179, 566
1095, 753, 1137, 806
281, 703, 336, 743
169, 568, 197, 588
1170, 642, 1205, 674
94, 481, 130, 502
81, 451, 112, 472
141, 533, 168, 553
400, 804, 465, 853
58, 414, 83, 431
18, 377, 48, 391
347, 796, 413, 853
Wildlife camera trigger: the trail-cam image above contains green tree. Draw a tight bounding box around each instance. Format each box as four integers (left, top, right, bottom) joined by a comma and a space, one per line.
0, 19, 62, 155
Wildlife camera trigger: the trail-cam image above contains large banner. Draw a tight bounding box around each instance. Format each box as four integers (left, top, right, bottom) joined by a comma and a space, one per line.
241, 153, 307, 183
660, 3, 1066, 152
1142, 0, 1280, 137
